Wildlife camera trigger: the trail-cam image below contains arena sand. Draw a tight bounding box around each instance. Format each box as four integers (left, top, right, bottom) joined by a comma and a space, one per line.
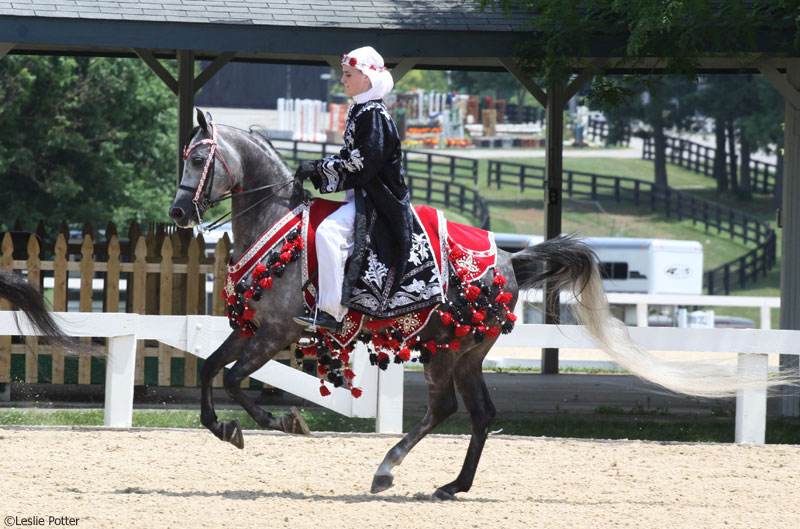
1, 427, 798, 529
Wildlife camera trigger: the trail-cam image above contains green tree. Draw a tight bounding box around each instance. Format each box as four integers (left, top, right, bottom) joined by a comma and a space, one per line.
0, 55, 176, 232
593, 76, 695, 188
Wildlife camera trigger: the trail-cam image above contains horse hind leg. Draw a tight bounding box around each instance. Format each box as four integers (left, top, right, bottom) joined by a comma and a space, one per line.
371, 352, 459, 494
432, 340, 497, 500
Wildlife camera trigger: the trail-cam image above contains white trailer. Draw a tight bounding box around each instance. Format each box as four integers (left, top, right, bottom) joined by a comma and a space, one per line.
493, 233, 703, 295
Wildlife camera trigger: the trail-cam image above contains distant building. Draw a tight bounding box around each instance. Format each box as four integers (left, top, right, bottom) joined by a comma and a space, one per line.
195, 62, 331, 109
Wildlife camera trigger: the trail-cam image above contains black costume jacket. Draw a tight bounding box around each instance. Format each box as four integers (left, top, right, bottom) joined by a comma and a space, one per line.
311, 100, 444, 319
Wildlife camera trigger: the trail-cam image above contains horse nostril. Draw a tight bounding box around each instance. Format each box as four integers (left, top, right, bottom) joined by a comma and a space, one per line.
170, 207, 185, 220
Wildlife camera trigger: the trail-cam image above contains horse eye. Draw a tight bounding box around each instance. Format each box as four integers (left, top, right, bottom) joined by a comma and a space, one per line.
191, 156, 205, 166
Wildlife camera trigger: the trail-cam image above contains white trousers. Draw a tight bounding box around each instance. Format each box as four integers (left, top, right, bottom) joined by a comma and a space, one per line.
316, 190, 356, 321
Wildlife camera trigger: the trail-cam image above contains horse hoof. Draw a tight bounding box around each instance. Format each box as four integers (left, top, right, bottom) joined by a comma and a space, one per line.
281, 407, 311, 435
432, 488, 456, 501
370, 473, 394, 494
224, 419, 244, 449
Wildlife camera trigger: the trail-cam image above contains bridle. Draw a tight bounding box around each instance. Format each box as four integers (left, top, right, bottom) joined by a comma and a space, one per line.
180, 121, 297, 232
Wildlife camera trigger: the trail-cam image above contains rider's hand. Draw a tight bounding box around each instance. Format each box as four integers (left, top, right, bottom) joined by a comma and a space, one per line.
295, 160, 320, 188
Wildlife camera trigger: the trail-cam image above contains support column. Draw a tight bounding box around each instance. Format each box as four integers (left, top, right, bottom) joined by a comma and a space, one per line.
542, 83, 564, 374
177, 50, 195, 185
779, 59, 800, 416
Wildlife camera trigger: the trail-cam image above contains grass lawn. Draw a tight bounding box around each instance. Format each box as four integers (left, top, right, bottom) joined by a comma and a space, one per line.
2, 407, 799, 444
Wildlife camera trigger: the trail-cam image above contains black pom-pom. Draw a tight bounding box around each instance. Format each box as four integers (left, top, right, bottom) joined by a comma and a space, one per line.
234, 282, 248, 294
474, 331, 486, 343
287, 229, 299, 241
273, 265, 285, 278
319, 354, 331, 365
318, 345, 330, 355
476, 294, 489, 306
267, 252, 278, 266
418, 350, 431, 364
235, 302, 244, 315
330, 358, 343, 370
358, 333, 371, 344
378, 357, 390, 370
327, 371, 337, 383
294, 350, 304, 360
391, 330, 403, 341
369, 353, 379, 365
393, 355, 403, 364
502, 320, 515, 334
333, 375, 345, 388
481, 285, 491, 295
229, 319, 239, 330
252, 289, 262, 302
290, 251, 300, 262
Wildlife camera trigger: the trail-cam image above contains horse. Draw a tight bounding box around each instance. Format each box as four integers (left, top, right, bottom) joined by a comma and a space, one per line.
169, 109, 778, 500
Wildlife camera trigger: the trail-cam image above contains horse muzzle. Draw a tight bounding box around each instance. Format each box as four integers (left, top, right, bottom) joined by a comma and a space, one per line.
168, 199, 200, 228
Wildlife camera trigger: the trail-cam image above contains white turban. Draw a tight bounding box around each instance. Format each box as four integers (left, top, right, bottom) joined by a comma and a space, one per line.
342, 46, 394, 104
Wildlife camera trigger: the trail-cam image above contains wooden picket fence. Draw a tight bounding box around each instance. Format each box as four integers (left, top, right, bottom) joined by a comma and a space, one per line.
0, 220, 285, 389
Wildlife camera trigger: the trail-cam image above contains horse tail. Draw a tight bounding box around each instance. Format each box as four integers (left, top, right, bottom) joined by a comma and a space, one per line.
0, 270, 81, 353
511, 234, 789, 398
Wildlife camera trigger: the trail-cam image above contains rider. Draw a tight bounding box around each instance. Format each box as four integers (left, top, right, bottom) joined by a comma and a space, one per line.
294, 46, 438, 332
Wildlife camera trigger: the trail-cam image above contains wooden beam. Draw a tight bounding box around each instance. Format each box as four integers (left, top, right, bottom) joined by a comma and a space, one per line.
194, 51, 236, 92
324, 55, 343, 76
133, 48, 178, 95
177, 50, 195, 185
499, 57, 547, 107
758, 60, 800, 110
542, 83, 565, 375
779, 58, 800, 416
565, 58, 607, 101
390, 58, 416, 84
0, 42, 14, 61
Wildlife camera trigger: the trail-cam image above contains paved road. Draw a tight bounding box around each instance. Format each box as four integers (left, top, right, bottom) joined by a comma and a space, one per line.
4, 371, 746, 417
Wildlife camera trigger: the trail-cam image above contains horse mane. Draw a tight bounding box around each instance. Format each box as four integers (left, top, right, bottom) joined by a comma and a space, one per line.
245, 125, 291, 171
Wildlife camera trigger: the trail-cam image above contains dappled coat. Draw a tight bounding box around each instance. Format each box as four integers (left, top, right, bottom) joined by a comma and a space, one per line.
309, 99, 444, 318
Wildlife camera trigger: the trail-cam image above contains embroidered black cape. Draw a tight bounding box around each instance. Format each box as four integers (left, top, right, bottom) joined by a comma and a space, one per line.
310, 100, 444, 318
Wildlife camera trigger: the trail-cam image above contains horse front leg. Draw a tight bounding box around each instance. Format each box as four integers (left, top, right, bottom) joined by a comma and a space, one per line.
199, 334, 249, 447
220, 340, 310, 448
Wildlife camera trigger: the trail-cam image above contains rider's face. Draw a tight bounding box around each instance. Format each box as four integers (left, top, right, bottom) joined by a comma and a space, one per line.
341, 65, 372, 97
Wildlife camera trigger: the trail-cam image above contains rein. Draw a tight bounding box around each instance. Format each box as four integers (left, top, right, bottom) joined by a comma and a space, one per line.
181, 121, 297, 233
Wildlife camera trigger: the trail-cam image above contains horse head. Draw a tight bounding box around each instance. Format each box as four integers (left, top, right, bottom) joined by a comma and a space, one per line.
169, 109, 245, 228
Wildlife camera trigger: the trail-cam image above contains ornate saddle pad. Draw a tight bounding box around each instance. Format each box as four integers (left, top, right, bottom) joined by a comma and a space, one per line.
301, 199, 497, 348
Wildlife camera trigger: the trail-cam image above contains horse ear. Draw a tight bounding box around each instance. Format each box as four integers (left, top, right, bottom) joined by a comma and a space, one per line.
205, 111, 213, 124
196, 108, 208, 133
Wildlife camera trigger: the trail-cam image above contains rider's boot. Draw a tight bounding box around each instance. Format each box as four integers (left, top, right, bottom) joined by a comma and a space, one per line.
293, 311, 343, 334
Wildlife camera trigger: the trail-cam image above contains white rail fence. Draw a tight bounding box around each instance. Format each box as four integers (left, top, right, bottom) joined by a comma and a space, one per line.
1, 291, 797, 445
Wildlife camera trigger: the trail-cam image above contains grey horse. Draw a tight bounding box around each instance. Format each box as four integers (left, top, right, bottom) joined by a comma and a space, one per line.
169, 110, 767, 500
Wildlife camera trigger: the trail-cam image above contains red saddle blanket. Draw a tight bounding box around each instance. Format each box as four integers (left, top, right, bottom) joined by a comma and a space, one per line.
301, 199, 497, 347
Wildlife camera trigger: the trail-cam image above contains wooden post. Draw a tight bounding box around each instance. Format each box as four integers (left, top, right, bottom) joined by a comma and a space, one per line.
184, 237, 199, 387
51, 233, 67, 384
132, 237, 147, 385
25, 236, 41, 383
542, 83, 564, 375
0, 234, 11, 384
177, 50, 195, 186
158, 237, 174, 386
779, 59, 800, 416
78, 234, 94, 384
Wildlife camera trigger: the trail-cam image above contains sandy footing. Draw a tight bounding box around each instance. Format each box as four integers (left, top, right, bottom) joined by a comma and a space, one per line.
1, 427, 798, 529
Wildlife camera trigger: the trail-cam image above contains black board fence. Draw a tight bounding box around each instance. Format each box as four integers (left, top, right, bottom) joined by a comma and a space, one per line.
586, 118, 632, 146
270, 138, 489, 230
486, 159, 775, 295
642, 135, 777, 194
